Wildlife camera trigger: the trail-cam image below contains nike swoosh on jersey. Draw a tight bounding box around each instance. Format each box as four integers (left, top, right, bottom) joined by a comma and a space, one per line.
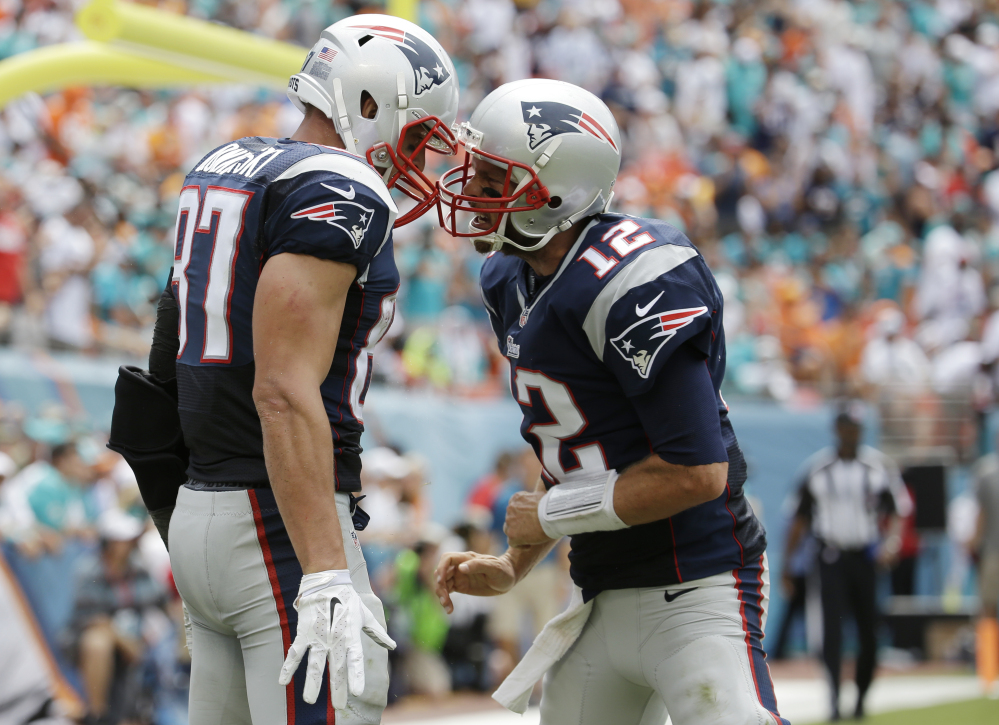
321, 183, 356, 200
663, 587, 696, 603
635, 291, 664, 317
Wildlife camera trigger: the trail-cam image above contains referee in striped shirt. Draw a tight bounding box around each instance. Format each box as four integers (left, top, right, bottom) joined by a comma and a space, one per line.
782, 409, 911, 720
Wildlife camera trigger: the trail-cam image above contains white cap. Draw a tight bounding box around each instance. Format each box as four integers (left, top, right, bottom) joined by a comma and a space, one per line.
111, 458, 138, 492
362, 447, 411, 480
0, 451, 17, 479
98, 509, 145, 542
875, 307, 905, 337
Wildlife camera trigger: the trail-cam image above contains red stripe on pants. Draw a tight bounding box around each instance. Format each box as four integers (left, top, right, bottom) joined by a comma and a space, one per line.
249, 490, 297, 725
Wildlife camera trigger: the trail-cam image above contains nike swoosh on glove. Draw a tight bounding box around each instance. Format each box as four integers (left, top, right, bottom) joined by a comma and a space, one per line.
278, 569, 396, 707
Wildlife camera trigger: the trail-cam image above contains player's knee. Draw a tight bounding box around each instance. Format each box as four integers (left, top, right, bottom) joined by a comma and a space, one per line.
653, 636, 768, 725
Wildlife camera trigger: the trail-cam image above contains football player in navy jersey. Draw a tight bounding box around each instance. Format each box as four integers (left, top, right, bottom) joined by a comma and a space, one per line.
433, 79, 788, 725
147, 15, 458, 725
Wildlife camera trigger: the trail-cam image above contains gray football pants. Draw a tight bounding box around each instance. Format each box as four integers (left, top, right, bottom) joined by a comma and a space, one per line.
169, 486, 389, 725
540, 554, 789, 725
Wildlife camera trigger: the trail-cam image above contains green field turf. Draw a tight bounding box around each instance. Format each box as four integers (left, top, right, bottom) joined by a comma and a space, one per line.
815, 698, 998, 724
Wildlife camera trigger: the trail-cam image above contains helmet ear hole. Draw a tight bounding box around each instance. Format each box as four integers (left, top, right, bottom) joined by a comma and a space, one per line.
548, 196, 562, 209
360, 91, 378, 120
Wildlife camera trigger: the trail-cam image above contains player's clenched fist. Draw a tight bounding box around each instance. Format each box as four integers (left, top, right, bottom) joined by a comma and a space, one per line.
503, 491, 552, 547
435, 551, 517, 614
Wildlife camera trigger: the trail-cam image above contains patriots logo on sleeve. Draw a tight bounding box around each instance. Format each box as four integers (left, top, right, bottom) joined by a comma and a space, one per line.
358, 26, 450, 96
521, 101, 618, 152
290, 188, 375, 249
610, 306, 708, 378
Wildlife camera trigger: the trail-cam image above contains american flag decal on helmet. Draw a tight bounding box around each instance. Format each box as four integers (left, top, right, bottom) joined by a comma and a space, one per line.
609, 306, 708, 378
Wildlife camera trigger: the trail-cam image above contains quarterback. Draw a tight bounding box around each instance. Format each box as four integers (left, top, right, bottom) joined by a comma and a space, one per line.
149, 15, 457, 725
434, 79, 787, 725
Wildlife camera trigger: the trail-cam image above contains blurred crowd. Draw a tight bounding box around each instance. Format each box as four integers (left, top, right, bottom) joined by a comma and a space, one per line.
4, 0, 999, 401
0, 402, 187, 724
0, 390, 570, 718
11, 2, 999, 717
358, 443, 572, 701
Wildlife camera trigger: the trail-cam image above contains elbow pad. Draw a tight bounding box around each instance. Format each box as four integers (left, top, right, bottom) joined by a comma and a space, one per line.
538, 470, 628, 539
107, 366, 189, 547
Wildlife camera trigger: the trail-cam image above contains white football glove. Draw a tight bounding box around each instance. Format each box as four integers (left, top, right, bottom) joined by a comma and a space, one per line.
278, 570, 396, 707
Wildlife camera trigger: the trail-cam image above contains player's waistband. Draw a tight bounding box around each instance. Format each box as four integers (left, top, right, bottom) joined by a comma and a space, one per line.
185, 478, 269, 491
184, 451, 362, 494
183, 478, 371, 531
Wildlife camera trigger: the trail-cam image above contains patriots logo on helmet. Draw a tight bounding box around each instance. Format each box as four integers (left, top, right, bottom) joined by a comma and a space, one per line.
359, 25, 451, 97
521, 101, 618, 152
610, 306, 708, 378
290, 194, 375, 249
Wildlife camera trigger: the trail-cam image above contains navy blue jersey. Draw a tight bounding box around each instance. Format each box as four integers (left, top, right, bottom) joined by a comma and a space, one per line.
480, 213, 765, 593
172, 137, 399, 492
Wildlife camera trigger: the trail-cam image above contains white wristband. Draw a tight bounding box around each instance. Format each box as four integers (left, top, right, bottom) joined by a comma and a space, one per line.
296, 569, 352, 605
538, 470, 628, 539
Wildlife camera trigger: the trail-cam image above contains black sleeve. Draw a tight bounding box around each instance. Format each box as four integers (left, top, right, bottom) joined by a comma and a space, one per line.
149, 270, 179, 383
795, 482, 815, 523
877, 489, 897, 516
629, 342, 728, 466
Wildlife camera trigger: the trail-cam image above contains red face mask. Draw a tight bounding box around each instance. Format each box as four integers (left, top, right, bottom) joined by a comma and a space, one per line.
367, 116, 458, 227
435, 144, 551, 238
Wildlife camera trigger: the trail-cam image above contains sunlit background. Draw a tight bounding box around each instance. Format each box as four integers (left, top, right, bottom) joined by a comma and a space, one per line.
1, 0, 999, 723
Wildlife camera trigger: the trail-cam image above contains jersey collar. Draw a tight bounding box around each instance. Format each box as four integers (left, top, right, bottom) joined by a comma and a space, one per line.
515, 217, 600, 328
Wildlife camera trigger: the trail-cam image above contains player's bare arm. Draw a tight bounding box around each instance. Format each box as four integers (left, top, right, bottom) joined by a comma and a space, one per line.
435, 476, 559, 613
252, 252, 355, 572
504, 456, 728, 547
434, 541, 559, 615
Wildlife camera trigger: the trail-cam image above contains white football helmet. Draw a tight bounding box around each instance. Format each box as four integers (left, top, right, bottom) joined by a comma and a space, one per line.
437, 79, 622, 251
288, 14, 459, 225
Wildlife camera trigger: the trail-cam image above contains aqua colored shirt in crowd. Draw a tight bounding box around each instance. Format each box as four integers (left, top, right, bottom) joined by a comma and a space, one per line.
726, 58, 767, 136
27, 466, 96, 531
399, 243, 452, 324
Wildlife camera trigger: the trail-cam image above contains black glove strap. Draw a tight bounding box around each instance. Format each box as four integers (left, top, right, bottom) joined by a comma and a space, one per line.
348, 493, 370, 532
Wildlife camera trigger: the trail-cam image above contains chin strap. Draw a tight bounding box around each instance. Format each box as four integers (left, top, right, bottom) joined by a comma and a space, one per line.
475, 187, 606, 254
382, 72, 411, 183
332, 77, 357, 155
468, 137, 611, 253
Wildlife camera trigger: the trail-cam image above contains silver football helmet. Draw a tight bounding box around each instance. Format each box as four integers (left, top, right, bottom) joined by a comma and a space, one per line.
288, 15, 459, 225
437, 79, 622, 251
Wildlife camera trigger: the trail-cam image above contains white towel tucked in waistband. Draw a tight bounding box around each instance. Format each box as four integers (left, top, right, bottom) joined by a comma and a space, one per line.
491, 585, 593, 714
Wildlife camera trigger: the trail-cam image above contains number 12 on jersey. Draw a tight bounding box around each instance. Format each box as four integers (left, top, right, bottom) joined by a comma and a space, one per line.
515, 368, 609, 482
172, 185, 254, 363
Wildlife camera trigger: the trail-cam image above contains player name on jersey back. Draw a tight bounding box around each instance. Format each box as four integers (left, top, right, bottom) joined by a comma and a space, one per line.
194, 143, 285, 178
